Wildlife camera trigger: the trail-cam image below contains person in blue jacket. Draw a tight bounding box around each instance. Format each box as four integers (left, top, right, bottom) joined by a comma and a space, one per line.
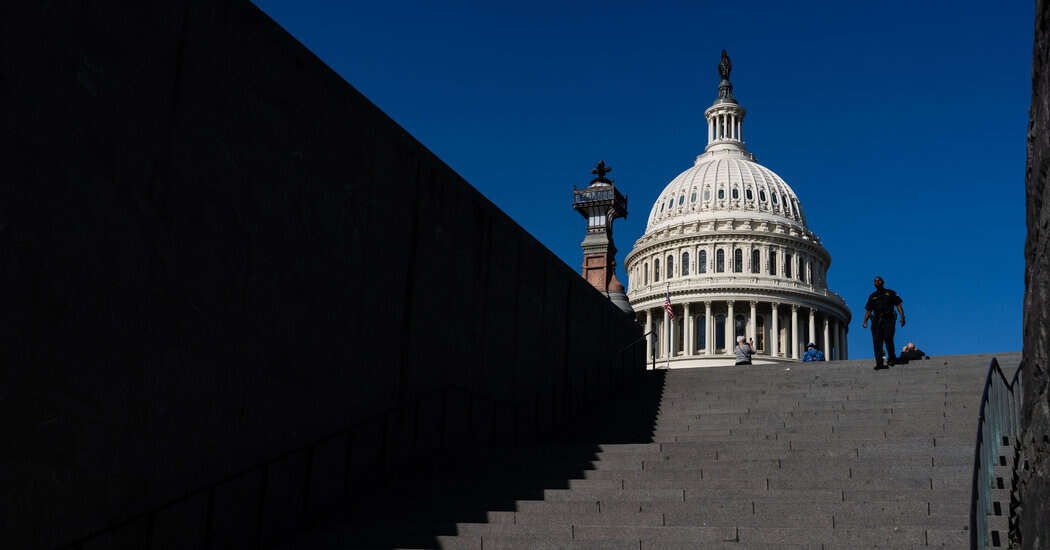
802, 342, 825, 362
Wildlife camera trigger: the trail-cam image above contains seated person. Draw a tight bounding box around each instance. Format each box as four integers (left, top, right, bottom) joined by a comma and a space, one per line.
897, 342, 926, 363
802, 342, 825, 362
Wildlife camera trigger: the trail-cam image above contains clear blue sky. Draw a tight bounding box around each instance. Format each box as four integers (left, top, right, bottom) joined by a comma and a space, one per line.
253, 0, 1031, 359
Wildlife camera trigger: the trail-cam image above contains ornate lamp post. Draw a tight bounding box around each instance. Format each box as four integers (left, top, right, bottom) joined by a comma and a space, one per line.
573, 161, 632, 314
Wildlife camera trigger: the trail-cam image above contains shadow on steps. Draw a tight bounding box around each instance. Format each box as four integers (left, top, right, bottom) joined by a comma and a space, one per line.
276, 369, 668, 549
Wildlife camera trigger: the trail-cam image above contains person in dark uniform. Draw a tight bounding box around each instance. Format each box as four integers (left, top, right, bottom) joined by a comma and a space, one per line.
861, 276, 905, 370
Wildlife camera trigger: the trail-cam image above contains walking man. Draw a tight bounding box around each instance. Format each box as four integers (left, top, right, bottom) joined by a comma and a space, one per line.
861, 276, 905, 370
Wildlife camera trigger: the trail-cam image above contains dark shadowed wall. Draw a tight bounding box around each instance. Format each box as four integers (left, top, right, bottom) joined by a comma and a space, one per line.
1022, 0, 1050, 548
0, 3, 642, 548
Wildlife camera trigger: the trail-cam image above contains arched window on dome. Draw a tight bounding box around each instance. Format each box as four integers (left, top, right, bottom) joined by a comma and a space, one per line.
760, 190, 767, 202
718, 189, 725, 200
668, 199, 674, 210
654, 259, 660, 282
644, 262, 649, 284
667, 256, 674, 279
769, 250, 777, 276
690, 191, 697, 203
678, 195, 685, 206
716, 249, 725, 273
799, 258, 806, 282
732, 188, 740, 200
704, 188, 711, 201
772, 193, 779, 205
734, 249, 743, 273
699, 250, 708, 274
746, 189, 754, 201
682, 252, 690, 276
715, 314, 726, 351
784, 253, 793, 279
660, 202, 665, 213
751, 249, 761, 274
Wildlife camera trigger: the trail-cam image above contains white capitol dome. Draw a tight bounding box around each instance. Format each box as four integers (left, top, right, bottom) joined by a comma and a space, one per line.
625, 51, 850, 367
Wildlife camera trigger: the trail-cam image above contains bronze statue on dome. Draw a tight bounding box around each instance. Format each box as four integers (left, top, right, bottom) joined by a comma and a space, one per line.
717, 49, 735, 101
718, 49, 732, 81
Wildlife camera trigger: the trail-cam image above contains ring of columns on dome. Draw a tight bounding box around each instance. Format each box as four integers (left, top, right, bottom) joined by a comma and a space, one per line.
637, 299, 849, 361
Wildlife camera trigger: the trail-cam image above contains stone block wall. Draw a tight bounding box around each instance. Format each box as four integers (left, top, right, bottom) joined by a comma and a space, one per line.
1, 3, 642, 548
1022, 0, 1050, 548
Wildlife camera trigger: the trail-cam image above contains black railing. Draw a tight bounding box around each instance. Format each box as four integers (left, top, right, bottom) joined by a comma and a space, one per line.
970, 357, 1024, 549
56, 336, 649, 549
572, 188, 615, 204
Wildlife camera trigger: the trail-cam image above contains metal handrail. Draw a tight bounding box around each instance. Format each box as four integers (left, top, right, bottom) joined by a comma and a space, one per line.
969, 357, 1024, 549
57, 335, 649, 549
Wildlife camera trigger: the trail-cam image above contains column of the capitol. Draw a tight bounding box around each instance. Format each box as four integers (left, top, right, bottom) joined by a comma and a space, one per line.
704, 301, 713, 355
808, 309, 816, 350
823, 317, 830, 361
726, 301, 735, 354
831, 319, 839, 360
791, 305, 799, 359
748, 301, 757, 345
684, 302, 692, 356
770, 303, 779, 357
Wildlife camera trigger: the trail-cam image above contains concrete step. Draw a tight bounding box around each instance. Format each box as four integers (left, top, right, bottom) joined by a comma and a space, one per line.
423, 461, 970, 483
424, 538, 816, 550
333, 524, 959, 549
432, 504, 966, 530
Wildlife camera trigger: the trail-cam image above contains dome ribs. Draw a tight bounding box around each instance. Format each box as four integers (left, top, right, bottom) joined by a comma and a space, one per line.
643, 156, 809, 233
741, 162, 760, 210
728, 159, 742, 206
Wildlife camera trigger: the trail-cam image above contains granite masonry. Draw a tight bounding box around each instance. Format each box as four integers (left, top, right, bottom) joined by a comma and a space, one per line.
1021, 0, 1050, 548
1, 3, 641, 548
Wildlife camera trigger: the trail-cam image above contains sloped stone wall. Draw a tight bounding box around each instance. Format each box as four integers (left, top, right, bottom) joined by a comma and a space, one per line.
1022, 0, 1050, 548
1, 3, 642, 548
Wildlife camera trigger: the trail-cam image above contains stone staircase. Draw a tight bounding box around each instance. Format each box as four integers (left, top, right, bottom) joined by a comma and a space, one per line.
281, 352, 1020, 549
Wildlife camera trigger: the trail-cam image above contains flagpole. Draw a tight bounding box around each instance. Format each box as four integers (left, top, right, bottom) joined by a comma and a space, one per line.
666, 282, 671, 370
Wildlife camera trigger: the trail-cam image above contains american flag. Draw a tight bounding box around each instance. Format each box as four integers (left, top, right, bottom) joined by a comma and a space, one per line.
664, 290, 674, 319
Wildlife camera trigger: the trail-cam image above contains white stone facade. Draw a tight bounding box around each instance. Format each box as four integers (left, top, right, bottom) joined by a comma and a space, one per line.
625, 77, 850, 367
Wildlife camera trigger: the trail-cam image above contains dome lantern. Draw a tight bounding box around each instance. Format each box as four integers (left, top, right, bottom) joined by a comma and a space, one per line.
704, 50, 748, 155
